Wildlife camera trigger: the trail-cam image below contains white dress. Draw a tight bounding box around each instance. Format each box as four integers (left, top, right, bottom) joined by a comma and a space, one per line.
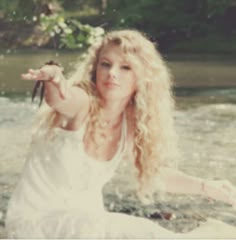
5, 114, 236, 239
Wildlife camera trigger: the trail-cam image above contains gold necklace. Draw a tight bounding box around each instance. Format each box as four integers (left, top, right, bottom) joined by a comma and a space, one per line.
92, 114, 123, 149
98, 113, 123, 129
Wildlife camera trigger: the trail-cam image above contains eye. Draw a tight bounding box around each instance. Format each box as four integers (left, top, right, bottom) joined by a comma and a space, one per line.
121, 65, 131, 70
100, 62, 110, 68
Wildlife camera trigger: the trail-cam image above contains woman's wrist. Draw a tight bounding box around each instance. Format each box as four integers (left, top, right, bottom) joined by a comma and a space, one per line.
41, 61, 64, 84
48, 69, 64, 85
47, 65, 64, 84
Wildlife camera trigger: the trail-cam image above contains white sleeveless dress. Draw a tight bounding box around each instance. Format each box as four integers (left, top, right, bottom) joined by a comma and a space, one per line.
5, 114, 236, 239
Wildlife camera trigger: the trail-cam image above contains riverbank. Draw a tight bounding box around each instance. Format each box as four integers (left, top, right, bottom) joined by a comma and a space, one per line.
1, 50, 236, 99
167, 33, 236, 55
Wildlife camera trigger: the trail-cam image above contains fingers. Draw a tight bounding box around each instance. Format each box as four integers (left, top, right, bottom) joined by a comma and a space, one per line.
21, 69, 35, 80
22, 69, 45, 81
22, 65, 67, 101
21, 65, 58, 81
219, 180, 236, 207
207, 179, 236, 209
21, 72, 34, 80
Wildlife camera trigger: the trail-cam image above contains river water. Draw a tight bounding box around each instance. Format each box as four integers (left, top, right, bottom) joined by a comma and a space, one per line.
0, 50, 236, 237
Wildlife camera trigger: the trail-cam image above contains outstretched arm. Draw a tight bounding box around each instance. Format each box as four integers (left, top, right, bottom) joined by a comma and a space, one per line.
157, 166, 236, 208
22, 64, 90, 119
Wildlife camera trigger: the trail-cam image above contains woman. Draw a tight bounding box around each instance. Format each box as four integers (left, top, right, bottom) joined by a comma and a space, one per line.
6, 29, 236, 238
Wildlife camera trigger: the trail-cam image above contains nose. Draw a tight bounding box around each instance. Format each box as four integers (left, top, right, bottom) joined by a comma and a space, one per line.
108, 66, 117, 80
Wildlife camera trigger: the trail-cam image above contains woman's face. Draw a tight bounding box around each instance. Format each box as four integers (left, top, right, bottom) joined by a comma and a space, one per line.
95, 43, 137, 102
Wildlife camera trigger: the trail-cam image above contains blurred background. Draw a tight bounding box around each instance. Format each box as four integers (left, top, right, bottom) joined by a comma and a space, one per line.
1, 0, 236, 53
0, 0, 236, 238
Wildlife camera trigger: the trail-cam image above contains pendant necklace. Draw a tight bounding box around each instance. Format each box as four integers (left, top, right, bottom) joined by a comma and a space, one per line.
94, 113, 123, 147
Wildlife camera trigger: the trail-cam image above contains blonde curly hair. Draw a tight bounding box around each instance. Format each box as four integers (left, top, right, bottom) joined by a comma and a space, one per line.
33, 29, 179, 199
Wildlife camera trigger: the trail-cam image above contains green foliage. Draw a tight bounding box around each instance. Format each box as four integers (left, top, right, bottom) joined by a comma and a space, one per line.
105, 0, 234, 38
39, 13, 104, 49
1, 0, 236, 53
207, 0, 233, 17
0, 0, 55, 22
0, 0, 21, 20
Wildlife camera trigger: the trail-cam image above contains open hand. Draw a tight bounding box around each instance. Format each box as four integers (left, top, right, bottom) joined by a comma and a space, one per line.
205, 179, 236, 209
22, 63, 67, 101
21, 64, 63, 83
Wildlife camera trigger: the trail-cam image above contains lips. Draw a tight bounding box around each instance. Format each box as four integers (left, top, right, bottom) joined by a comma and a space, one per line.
104, 81, 120, 88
